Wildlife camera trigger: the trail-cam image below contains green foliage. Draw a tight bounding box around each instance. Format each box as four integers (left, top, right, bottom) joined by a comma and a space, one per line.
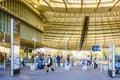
102, 50, 108, 57
20, 49, 36, 58
115, 48, 120, 54
92, 52, 99, 57
20, 50, 26, 58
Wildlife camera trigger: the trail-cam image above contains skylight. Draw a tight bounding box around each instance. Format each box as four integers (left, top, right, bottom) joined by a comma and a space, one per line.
52, 0, 113, 3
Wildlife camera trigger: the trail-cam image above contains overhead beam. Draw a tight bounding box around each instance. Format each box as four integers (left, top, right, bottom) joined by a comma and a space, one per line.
63, 0, 69, 12
43, 0, 56, 12
76, 37, 80, 50
79, 16, 89, 51
66, 36, 71, 50
80, 0, 83, 12
58, 37, 63, 48
0, 0, 5, 2
109, 0, 120, 11
20, 0, 40, 16
20, 0, 47, 22
0, 5, 44, 33
94, 0, 101, 12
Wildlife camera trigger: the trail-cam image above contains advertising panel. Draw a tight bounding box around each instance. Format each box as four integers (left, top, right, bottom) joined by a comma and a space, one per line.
11, 19, 20, 76
13, 45, 20, 69
108, 45, 115, 78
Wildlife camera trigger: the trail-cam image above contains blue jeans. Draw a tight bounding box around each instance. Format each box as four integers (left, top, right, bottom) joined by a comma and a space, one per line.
94, 63, 97, 69
67, 61, 70, 65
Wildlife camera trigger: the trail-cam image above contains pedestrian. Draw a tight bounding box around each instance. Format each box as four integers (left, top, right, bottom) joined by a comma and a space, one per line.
87, 55, 91, 66
81, 59, 87, 67
31, 55, 34, 63
46, 55, 54, 72
37, 54, 44, 69
56, 54, 61, 67
93, 57, 98, 69
39, 54, 44, 63
67, 55, 70, 65
20, 57, 25, 66
61, 56, 65, 66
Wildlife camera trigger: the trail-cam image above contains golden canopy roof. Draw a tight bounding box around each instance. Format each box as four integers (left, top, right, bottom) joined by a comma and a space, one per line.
24, 0, 120, 50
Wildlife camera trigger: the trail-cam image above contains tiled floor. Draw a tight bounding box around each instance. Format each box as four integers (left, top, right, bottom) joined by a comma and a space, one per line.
0, 65, 120, 80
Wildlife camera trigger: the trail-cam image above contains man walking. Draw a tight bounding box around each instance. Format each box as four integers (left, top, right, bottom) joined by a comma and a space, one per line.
56, 55, 61, 67
93, 57, 98, 69
67, 55, 70, 65
46, 55, 54, 72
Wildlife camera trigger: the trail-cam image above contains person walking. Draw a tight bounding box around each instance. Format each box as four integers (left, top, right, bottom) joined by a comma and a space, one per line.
46, 55, 54, 72
20, 57, 25, 66
93, 57, 98, 69
61, 56, 65, 66
31, 55, 34, 63
56, 55, 61, 67
67, 55, 70, 65
87, 55, 91, 66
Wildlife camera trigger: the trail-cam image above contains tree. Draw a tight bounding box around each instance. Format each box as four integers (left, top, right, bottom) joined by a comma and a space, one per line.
102, 50, 108, 60
20, 50, 26, 58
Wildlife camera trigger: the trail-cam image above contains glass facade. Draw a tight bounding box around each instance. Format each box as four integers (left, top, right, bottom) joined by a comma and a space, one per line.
52, 0, 113, 3
0, 0, 43, 43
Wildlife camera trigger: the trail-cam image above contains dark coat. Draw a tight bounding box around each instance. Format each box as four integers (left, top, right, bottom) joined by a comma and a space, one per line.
47, 57, 53, 64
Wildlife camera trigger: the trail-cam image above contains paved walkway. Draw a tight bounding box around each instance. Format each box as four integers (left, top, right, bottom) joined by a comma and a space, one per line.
0, 65, 120, 80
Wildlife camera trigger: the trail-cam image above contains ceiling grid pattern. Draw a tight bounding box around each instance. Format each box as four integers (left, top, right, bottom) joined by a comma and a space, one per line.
24, 0, 120, 50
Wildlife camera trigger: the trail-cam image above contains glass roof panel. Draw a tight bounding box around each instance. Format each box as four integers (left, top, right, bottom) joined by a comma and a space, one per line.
101, 0, 113, 2
52, 0, 113, 3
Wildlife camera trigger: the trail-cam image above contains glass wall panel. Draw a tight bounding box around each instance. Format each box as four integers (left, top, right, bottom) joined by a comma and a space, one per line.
0, 10, 2, 31
0, 0, 43, 31
0, 0, 43, 43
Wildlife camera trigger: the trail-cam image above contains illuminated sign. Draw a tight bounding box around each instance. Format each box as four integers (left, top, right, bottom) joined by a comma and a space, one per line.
92, 46, 101, 51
